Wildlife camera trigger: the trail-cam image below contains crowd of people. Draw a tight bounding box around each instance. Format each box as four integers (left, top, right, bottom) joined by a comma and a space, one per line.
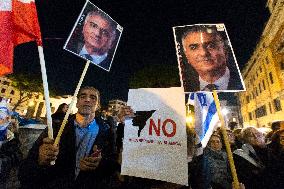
0, 88, 283, 189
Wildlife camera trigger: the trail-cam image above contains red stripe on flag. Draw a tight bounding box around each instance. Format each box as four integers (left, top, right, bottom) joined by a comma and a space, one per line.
0, 11, 13, 76
13, 0, 42, 46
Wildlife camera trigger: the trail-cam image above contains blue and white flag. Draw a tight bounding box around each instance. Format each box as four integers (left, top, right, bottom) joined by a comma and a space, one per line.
187, 92, 219, 148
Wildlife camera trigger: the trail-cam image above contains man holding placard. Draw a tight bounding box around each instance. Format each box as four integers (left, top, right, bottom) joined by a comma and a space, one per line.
19, 86, 131, 189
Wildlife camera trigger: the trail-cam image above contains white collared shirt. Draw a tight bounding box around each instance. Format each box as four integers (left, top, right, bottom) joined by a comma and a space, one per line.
79, 46, 108, 65
199, 67, 230, 90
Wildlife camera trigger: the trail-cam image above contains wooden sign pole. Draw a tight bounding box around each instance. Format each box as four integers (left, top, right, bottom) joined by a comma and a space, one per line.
212, 90, 240, 189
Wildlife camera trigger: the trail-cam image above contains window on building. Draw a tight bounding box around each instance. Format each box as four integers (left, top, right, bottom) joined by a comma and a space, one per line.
259, 66, 262, 73
266, 57, 270, 64
1, 88, 6, 93
255, 105, 267, 118
2, 81, 10, 86
281, 62, 284, 70
255, 87, 258, 96
249, 112, 253, 120
269, 72, 274, 84
246, 96, 250, 103
10, 90, 14, 95
273, 98, 282, 112
269, 102, 272, 113
259, 83, 262, 93
262, 80, 266, 90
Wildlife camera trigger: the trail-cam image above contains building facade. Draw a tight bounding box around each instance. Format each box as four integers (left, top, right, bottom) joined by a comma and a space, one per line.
239, 0, 284, 128
0, 76, 77, 118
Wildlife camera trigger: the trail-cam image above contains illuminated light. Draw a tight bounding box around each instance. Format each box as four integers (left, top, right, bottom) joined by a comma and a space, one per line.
221, 108, 229, 115
28, 101, 35, 106
186, 115, 194, 124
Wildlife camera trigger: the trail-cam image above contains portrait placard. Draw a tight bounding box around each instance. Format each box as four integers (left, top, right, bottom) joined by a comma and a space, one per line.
173, 24, 245, 92
64, 0, 123, 72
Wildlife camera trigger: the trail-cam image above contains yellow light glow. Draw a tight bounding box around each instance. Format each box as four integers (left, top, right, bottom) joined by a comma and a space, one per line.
186, 116, 193, 124
28, 101, 35, 106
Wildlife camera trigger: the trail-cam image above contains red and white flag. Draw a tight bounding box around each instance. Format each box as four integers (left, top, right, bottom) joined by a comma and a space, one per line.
0, 0, 42, 76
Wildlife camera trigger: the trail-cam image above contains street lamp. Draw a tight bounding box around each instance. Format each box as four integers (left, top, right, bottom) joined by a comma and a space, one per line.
28, 101, 35, 107
221, 108, 229, 115
186, 103, 195, 129
221, 108, 229, 127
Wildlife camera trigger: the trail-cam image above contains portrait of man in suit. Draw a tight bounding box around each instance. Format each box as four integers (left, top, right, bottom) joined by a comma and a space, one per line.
64, 2, 123, 71
173, 24, 245, 92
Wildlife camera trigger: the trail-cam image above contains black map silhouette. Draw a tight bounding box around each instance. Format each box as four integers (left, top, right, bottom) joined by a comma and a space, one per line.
132, 110, 156, 137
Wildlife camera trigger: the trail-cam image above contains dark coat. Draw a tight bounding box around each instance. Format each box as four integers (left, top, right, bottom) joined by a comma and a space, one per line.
19, 115, 119, 189
233, 144, 267, 189
0, 134, 22, 186
264, 145, 284, 189
204, 148, 232, 189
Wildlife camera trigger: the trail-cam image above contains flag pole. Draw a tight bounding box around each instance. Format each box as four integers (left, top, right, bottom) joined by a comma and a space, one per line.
212, 90, 240, 189
53, 60, 90, 147
38, 46, 53, 139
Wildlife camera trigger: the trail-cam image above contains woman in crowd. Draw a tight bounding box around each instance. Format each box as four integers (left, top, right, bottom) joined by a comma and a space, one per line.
204, 132, 232, 189
264, 129, 284, 189
51, 103, 68, 124
0, 99, 22, 188
233, 127, 267, 189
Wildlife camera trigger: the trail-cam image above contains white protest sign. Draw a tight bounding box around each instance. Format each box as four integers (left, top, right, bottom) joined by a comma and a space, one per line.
121, 87, 188, 186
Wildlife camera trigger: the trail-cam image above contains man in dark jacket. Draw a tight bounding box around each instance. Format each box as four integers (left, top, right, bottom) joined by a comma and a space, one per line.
19, 86, 123, 189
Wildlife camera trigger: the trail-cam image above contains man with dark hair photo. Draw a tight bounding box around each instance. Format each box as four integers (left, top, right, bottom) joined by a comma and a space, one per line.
174, 24, 245, 92
64, 2, 122, 71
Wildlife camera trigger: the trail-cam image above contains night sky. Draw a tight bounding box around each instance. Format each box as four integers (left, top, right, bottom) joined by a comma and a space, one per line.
12, 0, 269, 105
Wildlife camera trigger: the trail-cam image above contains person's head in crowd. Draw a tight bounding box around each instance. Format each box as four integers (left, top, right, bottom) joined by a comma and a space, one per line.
182, 25, 228, 84
271, 121, 281, 132
76, 86, 101, 116
55, 103, 68, 114
0, 99, 10, 127
233, 128, 243, 140
226, 129, 236, 145
233, 128, 242, 138
228, 121, 238, 130
82, 10, 117, 56
241, 127, 265, 148
216, 127, 236, 149
208, 132, 222, 151
270, 129, 284, 152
